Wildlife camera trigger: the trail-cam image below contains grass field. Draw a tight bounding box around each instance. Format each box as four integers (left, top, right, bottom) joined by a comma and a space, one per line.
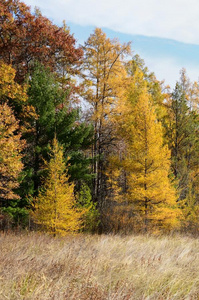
0, 232, 198, 299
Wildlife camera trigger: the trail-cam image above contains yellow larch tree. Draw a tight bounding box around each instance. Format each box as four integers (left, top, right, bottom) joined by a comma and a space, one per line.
110, 79, 180, 232
32, 138, 83, 236
127, 90, 179, 231
82, 28, 131, 207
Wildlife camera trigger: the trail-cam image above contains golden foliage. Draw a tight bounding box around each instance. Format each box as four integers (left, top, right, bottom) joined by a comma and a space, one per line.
32, 138, 83, 236
0, 61, 36, 133
0, 103, 25, 199
110, 78, 181, 232
83, 28, 131, 125
0, 61, 27, 103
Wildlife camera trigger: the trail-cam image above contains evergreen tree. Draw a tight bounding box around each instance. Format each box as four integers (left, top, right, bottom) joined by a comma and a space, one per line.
23, 63, 93, 198
165, 76, 199, 233
77, 183, 99, 232
167, 83, 198, 201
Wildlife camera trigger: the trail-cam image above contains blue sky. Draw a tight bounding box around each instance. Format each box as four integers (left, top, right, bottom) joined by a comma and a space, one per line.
23, 0, 199, 88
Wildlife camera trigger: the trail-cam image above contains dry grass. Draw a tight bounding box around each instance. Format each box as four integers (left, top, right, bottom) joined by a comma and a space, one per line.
0, 232, 198, 300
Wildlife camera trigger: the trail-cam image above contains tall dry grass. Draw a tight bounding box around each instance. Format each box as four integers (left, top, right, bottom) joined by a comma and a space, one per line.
0, 232, 198, 299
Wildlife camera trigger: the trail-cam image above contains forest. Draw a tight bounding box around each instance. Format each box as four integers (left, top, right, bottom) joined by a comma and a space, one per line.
0, 0, 199, 236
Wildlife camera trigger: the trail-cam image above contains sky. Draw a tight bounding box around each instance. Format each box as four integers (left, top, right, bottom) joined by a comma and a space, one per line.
22, 0, 199, 88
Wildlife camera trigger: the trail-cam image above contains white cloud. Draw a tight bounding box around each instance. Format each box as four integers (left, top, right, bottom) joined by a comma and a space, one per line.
144, 56, 199, 88
24, 0, 199, 45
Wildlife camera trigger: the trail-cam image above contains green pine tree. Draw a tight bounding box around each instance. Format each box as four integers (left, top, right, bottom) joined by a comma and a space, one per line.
166, 83, 198, 201
78, 183, 99, 232
21, 63, 93, 200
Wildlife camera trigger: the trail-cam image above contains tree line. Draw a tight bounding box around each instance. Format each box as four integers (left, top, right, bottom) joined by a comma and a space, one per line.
0, 0, 198, 235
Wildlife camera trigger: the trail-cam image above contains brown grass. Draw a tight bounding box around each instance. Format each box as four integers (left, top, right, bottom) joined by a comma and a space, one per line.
0, 232, 198, 299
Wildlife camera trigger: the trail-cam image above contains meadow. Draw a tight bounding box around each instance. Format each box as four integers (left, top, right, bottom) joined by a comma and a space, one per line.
0, 232, 198, 300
